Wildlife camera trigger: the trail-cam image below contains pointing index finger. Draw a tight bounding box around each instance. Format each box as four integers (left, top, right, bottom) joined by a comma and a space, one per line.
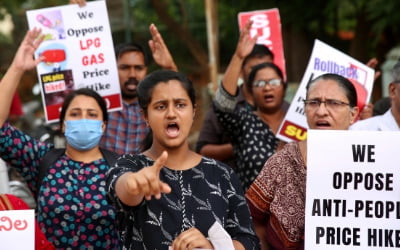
152, 151, 168, 173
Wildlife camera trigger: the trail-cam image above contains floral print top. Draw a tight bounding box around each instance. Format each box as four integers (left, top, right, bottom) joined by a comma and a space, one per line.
0, 122, 120, 249
106, 154, 260, 250
246, 142, 306, 249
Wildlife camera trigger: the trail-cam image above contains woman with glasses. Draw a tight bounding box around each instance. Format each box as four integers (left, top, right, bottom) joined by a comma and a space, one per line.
213, 21, 289, 191
246, 73, 359, 250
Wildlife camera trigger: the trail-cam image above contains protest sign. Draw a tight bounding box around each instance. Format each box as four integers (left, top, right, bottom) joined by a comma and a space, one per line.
305, 130, 400, 249
238, 8, 286, 79
0, 209, 35, 250
276, 40, 375, 142
26, 0, 121, 123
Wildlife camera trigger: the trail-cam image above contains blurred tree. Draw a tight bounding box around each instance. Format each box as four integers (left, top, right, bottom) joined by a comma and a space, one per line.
0, 0, 38, 103
1, 0, 400, 102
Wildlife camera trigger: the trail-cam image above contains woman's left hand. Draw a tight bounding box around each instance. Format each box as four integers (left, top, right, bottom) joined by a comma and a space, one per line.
171, 227, 213, 250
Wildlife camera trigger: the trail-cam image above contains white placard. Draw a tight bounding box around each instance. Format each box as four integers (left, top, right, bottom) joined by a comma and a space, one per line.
0, 209, 35, 250
305, 130, 400, 249
26, 0, 121, 123
277, 40, 375, 142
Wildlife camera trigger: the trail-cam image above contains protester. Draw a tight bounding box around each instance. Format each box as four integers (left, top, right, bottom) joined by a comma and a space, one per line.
100, 28, 178, 154
0, 29, 120, 249
350, 61, 400, 130
101, 37, 176, 154
196, 44, 274, 170
106, 70, 260, 249
213, 21, 289, 191
246, 73, 359, 249
101, 35, 177, 154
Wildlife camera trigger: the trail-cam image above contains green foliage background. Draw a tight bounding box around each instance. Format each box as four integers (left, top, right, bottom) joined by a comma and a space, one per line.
1, 0, 400, 102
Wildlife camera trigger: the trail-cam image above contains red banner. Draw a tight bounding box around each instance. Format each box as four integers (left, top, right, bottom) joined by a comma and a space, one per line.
238, 8, 286, 80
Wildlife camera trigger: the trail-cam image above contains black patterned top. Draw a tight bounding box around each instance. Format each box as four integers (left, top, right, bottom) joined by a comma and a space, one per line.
106, 154, 260, 250
214, 85, 280, 191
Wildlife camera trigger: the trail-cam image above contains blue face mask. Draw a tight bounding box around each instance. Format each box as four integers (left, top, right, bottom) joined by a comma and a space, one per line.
64, 119, 103, 151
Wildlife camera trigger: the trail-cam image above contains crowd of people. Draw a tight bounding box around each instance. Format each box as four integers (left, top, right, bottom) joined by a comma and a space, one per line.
0, 0, 398, 250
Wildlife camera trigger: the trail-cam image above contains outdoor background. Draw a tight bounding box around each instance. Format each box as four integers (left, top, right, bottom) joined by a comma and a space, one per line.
1, 0, 400, 145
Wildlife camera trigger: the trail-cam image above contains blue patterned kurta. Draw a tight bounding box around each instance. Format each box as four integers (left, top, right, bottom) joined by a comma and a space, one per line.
0, 122, 120, 249
106, 154, 260, 249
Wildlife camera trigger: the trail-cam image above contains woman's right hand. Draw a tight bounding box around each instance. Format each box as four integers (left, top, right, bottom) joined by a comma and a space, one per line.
0, 28, 44, 128
220, 19, 258, 96
11, 28, 44, 72
120, 151, 172, 205
172, 227, 213, 250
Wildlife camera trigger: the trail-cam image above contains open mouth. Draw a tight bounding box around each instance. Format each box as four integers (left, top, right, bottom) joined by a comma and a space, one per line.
315, 120, 331, 128
124, 78, 139, 91
263, 94, 274, 102
166, 122, 180, 137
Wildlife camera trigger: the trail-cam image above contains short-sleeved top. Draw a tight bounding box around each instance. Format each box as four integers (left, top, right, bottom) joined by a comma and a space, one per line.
0, 122, 120, 249
214, 84, 279, 191
100, 100, 149, 155
106, 154, 260, 250
246, 142, 306, 249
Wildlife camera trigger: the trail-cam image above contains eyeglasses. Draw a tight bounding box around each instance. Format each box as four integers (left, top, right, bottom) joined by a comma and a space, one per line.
303, 99, 351, 110
252, 79, 282, 88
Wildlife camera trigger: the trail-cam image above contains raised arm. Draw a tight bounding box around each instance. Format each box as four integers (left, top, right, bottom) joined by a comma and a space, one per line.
148, 23, 178, 71
222, 20, 257, 95
115, 151, 171, 206
0, 28, 44, 128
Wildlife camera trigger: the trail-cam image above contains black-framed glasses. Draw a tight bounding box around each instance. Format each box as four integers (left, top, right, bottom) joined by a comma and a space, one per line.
303, 99, 351, 110
252, 79, 282, 88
